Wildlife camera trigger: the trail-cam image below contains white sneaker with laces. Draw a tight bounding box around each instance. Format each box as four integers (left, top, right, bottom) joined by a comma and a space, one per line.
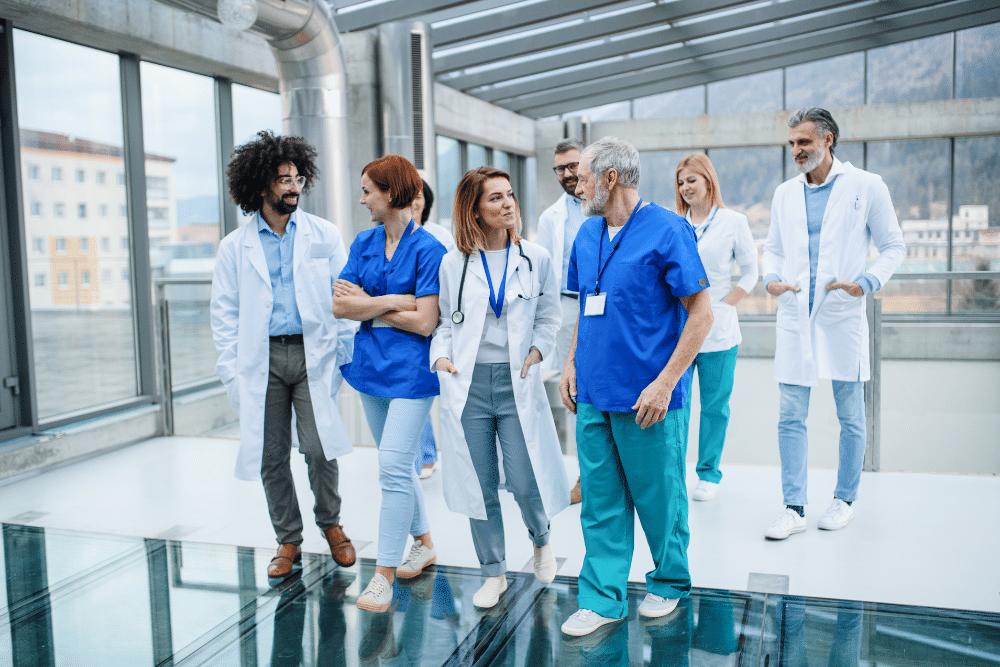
817, 498, 854, 531
691, 480, 719, 501
764, 508, 807, 540
473, 574, 507, 608
397, 539, 436, 579
356, 573, 392, 612
560, 609, 619, 637
533, 543, 557, 584
638, 593, 679, 618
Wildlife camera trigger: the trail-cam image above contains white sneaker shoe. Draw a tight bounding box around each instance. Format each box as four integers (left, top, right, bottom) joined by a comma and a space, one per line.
533, 543, 557, 584
638, 593, 679, 618
397, 540, 436, 579
356, 573, 392, 612
691, 480, 719, 501
418, 462, 437, 480
764, 508, 807, 540
817, 498, 854, 531
560, 609, 619, 637
473, 574, 507, 608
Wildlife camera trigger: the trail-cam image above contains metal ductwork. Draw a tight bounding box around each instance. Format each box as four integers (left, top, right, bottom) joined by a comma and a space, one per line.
155, 0, 352, 236
378, 21, 437, 222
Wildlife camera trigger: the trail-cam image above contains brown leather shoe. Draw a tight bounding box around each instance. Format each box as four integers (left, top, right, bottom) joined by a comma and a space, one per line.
324, 525, 356, 567
570, 477, 582, 505
267, 543, 301, 578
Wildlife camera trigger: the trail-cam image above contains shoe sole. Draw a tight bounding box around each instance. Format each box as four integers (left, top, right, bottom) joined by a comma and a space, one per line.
356, 597, 391, 613
639, 600, 679, 619
764, 525, 806, 540
561, 616, 622, 638
397, 556, 436, 579
817, 518, 852, 531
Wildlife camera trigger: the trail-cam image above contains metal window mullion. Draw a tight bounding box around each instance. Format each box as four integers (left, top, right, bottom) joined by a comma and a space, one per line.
119, 54, 157, 403
947, 136, 955, 314
215, 77, 237, 237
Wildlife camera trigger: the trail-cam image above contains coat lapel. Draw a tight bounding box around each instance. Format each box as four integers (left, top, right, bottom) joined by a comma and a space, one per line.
244, 220, 270, 286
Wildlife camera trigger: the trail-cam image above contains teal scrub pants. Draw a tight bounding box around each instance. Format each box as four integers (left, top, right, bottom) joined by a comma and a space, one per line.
687, 345, 738, 484
576, 402, 691, 620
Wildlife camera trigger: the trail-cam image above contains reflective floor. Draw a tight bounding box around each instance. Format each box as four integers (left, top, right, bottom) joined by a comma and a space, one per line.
2, 524, 999, 666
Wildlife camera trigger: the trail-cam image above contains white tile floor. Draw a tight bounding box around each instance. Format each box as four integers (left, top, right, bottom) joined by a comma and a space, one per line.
1, 435, 998, 614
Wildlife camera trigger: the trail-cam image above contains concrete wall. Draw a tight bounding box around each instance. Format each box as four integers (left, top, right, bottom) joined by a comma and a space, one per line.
434, 82, 535, 156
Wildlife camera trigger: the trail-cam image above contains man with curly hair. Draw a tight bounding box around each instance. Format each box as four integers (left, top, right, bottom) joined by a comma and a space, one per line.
211, 131, 357, 577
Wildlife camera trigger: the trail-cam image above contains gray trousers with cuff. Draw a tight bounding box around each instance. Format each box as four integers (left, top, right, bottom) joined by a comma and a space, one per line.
462, 363, 549, 577
261, 339, 341, 545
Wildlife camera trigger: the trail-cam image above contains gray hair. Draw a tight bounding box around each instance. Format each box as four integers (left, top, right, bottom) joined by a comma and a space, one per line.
581, 136, 641, 189
788, 107, 839, 155
554, 139, 584, 155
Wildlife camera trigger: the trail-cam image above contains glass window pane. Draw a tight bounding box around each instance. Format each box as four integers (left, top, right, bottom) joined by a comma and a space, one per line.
708, 70, 782, 114
867, 34, 953, 104
232, 84, 282, 145
466, 143, 488, 170
785, 53, 864, 110
953, 136, 1000, 279
493, 150, 510, 173
833, 142, 865, 172
563, 101, 631, 121
15, 30, 139, 419
436, 136, 461, 232
633, 85, 705, 119
639, 150, 701, 215
956, 22, 1000, 100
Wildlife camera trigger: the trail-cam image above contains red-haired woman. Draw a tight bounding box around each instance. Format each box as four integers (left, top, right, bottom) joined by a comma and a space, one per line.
674, 153, 758, 502
431, 167, 569, 609
333, 154, 448, 612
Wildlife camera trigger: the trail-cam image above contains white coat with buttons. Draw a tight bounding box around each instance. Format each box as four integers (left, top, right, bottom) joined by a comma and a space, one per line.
210, 211, 355, 481
430, 241, 570, 521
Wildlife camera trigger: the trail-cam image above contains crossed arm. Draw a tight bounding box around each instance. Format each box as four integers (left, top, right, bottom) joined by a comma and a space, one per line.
332, 279, 439, 338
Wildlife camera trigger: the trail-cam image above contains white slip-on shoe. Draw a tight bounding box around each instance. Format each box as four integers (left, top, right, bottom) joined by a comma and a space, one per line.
533, 543, 557, 584
418, 462, 438, 480
560, 609, 620, 637
817, 498, 854, 531
356, 573, 393, 613
764, 508, 807, 540
472, 574, 507, 608
691, 480, 719, 501
638, 593, 680, 618
397, 539, 436, 579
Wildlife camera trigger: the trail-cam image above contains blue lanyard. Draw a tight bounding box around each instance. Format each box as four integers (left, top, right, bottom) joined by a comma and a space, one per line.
690, 206, 718, 242
595, 199, 642, 295
480, 240, 510, 319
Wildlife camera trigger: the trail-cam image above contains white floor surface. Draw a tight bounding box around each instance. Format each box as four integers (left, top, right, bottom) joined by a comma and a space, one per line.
1, 435, 997, 614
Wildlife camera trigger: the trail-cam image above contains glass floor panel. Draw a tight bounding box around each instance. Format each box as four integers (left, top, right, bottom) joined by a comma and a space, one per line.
1, 523, 998, 666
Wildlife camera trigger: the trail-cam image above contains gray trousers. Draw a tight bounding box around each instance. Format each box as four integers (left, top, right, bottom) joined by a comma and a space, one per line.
462, 363, 549, 576
261, 339, 341, 545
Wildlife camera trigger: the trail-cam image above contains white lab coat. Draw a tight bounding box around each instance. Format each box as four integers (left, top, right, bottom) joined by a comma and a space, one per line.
762, 160, 905, 386
421, 221, 457, 253
430, 241, 570, 521
210, 211, 355, 481
535, 192, 575, 370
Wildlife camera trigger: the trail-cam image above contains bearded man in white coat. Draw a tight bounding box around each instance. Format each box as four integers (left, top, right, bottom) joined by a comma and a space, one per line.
762, 108, 905, 540
211, 131, 357, 577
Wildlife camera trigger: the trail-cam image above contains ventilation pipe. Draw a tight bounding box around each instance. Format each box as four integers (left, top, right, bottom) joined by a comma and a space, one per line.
378, 21, 437, 222
155, 0, 352, 237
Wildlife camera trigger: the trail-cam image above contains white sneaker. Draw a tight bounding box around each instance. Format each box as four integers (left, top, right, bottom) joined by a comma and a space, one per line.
638, 593, 679, 618
396, 539, 436, 579
418, 462, 437, 480
560, 609, 619, 637
691, 480, 719, 501
356, 573, 392, 612
817, 498, 854, 531
764, 508, 807, 540
533, 543, 557, 584
473, 574, 507, 608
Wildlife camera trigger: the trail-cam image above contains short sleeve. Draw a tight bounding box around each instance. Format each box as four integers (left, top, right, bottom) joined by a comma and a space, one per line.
567, 239, 579, 292
415, 239, 447, 297
338, 236, 362, 284
663, 222, 709, 297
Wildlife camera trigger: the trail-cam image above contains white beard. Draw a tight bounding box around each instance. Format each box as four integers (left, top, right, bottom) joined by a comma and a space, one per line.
583, 179, 610, 217
795, 149, 824, 176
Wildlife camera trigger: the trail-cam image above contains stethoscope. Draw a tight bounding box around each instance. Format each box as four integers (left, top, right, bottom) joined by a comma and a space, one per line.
451, 244, 539, 324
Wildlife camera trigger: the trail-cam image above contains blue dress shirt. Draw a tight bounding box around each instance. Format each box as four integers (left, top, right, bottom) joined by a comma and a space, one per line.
258, 212, 303, 336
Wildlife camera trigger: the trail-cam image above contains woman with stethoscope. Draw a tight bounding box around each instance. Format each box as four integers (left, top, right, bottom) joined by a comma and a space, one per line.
333, 154, 448, 613
431, 166, 569, 609
675, 153, 758, 502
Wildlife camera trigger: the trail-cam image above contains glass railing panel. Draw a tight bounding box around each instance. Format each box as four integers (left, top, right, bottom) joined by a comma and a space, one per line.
162, 282, 218, 389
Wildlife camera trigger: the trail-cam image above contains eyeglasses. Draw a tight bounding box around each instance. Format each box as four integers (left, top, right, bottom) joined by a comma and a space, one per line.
552, 162, 579, 175
276, 175, 307, 188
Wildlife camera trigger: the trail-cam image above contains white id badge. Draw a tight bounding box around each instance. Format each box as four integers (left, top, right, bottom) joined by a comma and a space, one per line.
584, 292, 606, 316
484, 323, 507, 346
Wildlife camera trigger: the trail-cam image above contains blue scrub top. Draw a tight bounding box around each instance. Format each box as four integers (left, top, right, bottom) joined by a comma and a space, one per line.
339, 220, 448, 398
567, 203, 709, 412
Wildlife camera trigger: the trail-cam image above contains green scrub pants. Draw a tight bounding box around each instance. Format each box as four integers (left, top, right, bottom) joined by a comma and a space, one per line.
686, 345, 739, 484
575, 402, 691, 620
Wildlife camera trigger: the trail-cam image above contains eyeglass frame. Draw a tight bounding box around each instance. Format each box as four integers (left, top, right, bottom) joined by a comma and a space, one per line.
552, 162, 579, 175
275, 175, 307, 188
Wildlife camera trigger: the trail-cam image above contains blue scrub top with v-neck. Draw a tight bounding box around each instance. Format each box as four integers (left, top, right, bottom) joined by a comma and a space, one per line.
567, 202, 709, 412
339, 220, 448, 398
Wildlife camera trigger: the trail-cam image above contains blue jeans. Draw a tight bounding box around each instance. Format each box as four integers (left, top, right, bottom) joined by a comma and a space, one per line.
359, 393, 434, 567
778, 381, 866, 506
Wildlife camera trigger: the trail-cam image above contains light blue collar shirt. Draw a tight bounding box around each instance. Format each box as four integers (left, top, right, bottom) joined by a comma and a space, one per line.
562, 195, 586, 293
258, 211, 303, 336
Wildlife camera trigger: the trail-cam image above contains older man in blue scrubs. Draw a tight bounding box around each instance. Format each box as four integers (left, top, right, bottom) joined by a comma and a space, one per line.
558, 137, 713, 638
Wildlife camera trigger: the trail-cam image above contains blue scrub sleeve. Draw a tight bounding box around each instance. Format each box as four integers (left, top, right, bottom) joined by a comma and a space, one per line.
338, 236, 362, 284
663, 224, 709, 298
414, 243, 447, 297
566, 242, 579, 293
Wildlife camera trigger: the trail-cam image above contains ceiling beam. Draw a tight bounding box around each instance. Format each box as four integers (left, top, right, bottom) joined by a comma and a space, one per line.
433, 0, 625, 47
333, 0, 471, 32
